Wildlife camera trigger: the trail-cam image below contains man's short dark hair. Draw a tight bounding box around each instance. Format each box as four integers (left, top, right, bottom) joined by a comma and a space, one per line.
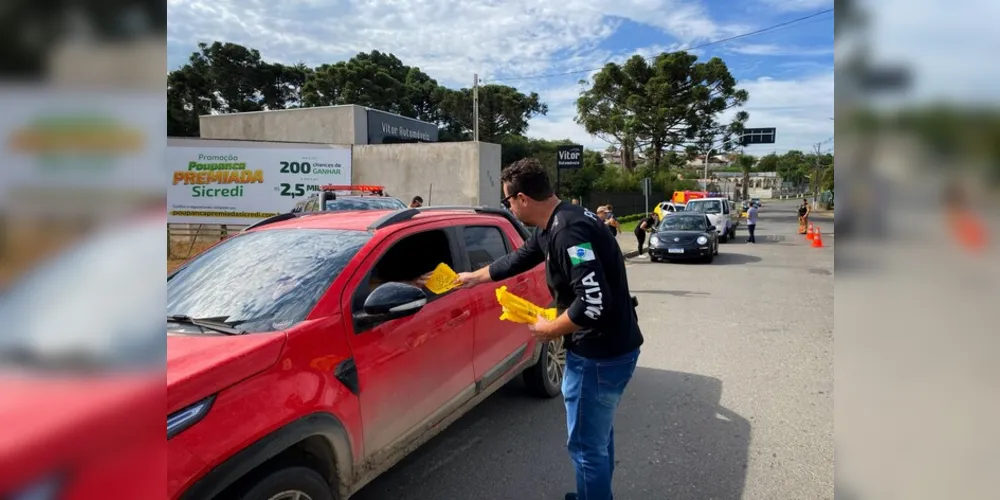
501, 158, 554, 201
412, 196, 424, 204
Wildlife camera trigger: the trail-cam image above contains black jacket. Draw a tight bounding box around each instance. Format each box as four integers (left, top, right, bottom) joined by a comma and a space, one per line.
489, 201, 644, 359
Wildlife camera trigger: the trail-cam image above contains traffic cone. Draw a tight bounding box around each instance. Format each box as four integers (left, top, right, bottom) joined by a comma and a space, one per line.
806, 222, 815, 240
811, 227, 824, 248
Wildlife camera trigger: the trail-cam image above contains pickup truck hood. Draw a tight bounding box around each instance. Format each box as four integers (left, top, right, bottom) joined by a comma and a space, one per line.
167, 331, 286, 414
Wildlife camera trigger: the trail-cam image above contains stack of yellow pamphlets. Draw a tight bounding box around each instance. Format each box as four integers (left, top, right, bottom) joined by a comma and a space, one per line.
495, 285, 557, 324
424, 263, 460, 295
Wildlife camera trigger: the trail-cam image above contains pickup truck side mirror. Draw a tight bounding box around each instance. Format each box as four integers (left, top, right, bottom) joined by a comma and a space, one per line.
357, 282, 427, 330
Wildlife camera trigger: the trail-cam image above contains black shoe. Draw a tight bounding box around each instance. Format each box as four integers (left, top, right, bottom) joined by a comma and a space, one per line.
565, 494, 579, 500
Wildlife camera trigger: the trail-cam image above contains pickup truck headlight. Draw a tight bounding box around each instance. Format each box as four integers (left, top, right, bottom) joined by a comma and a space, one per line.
168, 395, 215, 439
696, 235, 708, 245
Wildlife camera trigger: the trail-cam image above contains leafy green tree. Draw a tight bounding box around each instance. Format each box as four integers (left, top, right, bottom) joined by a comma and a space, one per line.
167, 42, 310, 136
438, 84, 548, 144
755, 153, 780, 172
735, 154, 756, 199
301, 51, 444, 122
576, 52, 748, 170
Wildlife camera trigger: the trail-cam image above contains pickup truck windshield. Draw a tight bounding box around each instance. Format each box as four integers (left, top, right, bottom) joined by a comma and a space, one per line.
685, 200, 722, 214
324, 197, 406, 211
168, 228, 370, 333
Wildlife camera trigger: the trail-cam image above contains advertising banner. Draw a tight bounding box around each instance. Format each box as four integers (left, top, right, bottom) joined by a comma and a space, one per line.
168, 143, 351, 225
0, 87, 164, 218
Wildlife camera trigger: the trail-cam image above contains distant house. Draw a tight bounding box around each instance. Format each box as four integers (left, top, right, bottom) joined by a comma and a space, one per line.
601, 148, 648, 167
685, 154, 730, 169
710, 171, 784, 198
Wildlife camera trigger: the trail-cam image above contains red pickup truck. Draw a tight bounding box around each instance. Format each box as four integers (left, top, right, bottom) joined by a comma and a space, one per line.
167, 206, 560, 500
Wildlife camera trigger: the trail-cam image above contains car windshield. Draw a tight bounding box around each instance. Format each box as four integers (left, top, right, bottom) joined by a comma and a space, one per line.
168, 228, 370, 333
659, 215, 708, 231
685, 200, 722, 214
324, 197, 406, 211
0, 216, 165, 372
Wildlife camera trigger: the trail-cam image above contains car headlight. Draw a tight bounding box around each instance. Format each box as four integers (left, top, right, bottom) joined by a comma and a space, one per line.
649, 235, 659, 246
167, 395, 215, 439
696, 235, 708, 245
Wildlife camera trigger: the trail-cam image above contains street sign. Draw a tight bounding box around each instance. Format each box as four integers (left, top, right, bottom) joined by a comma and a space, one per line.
556, 145, 584, 169
739, 128, 776, 146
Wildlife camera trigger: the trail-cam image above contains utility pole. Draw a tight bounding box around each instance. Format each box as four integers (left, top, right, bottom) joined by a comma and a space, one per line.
473, 73, 479, 142
813, 141, 822, 209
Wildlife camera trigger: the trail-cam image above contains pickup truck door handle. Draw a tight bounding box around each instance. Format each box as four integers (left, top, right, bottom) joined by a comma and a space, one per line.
446, 310, 471, 328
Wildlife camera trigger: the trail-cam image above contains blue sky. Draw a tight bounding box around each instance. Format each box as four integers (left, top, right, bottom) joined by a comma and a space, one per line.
167, 0, 834, 154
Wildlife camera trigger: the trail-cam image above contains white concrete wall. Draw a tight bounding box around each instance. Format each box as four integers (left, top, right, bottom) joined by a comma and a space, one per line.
199, 105, 366, 145
351, 142, 501, 208
477, 143, 502, 208
748, 188, 775, 199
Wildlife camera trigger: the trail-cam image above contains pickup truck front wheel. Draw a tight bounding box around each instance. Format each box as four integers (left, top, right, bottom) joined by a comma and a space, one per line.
238, 466, 334, 500
523, 337, 566, 398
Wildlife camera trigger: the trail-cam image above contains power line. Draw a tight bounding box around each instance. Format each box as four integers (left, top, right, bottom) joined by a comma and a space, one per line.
488, 8, 833, 83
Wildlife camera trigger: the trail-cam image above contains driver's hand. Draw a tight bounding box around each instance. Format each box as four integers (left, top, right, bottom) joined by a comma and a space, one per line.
414, 272, 433, 288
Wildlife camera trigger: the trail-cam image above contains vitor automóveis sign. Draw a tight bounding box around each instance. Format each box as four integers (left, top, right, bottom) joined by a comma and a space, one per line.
557, 145, 583, 169
167, 144, 351, 225
366, 109, 438, 144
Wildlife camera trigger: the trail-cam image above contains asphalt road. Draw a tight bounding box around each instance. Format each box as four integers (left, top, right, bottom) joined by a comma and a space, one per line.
352, 200, 834, 500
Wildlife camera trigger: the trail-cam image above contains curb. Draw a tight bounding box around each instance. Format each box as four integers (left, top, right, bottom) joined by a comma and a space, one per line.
623, 250, 640, 259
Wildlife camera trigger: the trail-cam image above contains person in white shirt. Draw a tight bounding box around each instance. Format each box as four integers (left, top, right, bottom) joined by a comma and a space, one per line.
746, 203, 759, 243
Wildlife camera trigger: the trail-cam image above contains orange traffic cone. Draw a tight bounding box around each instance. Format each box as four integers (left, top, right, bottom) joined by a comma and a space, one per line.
806, 222, 815, 240
811, 227, 824, 247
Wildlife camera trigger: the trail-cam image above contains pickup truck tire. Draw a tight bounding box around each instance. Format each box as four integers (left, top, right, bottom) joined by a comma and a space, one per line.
523, 337, 566, 398
237, 466, 335, 500
719, 230, 729, 243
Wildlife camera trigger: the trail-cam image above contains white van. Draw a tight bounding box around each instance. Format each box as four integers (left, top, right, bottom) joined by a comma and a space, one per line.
683, 197, 739, 242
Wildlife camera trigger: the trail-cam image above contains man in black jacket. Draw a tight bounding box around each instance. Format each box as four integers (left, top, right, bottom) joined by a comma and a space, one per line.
454, 158, 643, 500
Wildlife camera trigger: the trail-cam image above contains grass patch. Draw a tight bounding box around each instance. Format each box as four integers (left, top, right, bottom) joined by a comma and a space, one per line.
619, 220, 639, 234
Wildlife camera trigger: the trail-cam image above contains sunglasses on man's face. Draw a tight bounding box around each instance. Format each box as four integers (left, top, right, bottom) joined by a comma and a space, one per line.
501, 193, 518, 208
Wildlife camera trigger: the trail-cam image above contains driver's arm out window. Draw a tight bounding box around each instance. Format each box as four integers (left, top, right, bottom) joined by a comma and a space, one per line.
350, 228, 456, 319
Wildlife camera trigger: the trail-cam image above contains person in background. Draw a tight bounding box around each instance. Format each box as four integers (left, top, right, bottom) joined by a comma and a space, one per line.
605, 204, 621, 235
453, 158, 643, 500
746, 202, 758, 244
634, 212, 659, 257
797, 198, 810, 234
596, 206, 617, 239
409, 196, 424, 208
571, 198, 580, 205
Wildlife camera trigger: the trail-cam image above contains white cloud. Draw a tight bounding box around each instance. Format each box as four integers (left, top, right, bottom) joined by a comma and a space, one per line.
167, 0, 834, 153
724, 70, 835, 153
759, 0, 833, 12
167, 0, 741, 86
729, 43, 833, 57
526, 70, 835, 154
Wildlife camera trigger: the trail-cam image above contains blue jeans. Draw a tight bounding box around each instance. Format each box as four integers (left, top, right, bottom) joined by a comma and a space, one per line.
562, 348, 639, 500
